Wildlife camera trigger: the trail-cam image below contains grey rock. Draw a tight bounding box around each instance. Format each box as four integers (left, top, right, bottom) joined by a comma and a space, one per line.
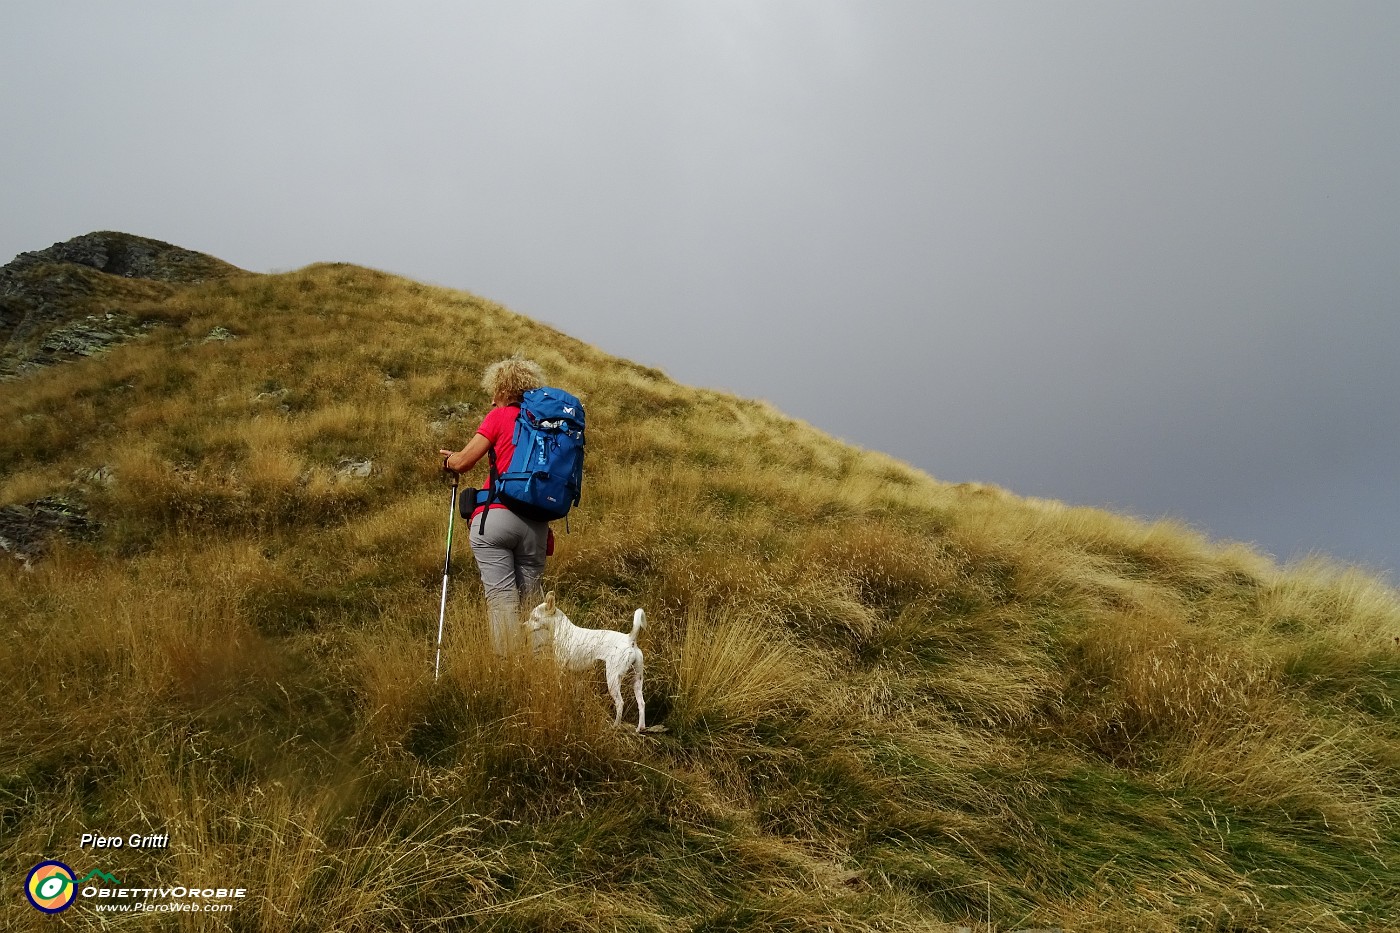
436, 401, 474, 420
73, 465, 115, 487
0, 497, 100, 567
431, 401, 475, 433
335, 458, 373, 479
37, 312, 149, 357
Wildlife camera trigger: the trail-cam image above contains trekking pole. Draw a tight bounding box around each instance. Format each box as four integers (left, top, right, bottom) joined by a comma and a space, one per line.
434, 463, 461, 683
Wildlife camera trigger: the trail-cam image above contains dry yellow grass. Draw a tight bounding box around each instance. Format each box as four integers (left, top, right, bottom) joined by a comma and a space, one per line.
671, 601, 827, 732
2, 258, 1399, 931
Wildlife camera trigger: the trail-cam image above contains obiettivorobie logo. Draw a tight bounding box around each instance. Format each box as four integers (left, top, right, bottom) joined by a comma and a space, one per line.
25, 862, 118, 914
24, 861, 247, 914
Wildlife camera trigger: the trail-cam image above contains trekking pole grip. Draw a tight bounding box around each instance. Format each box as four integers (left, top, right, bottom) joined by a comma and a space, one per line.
442, 457, 461, 485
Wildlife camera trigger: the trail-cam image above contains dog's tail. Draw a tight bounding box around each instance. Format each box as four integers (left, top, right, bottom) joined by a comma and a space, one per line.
629, 608, 646, 646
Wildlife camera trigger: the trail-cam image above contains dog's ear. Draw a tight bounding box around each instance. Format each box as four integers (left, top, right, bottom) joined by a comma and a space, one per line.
545, 591, 556, 613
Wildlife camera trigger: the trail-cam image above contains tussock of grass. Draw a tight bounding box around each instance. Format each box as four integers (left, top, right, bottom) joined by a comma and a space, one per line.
671, 602, 824, 734
2, 257, 1399, 930
1067, 609, 1275, 748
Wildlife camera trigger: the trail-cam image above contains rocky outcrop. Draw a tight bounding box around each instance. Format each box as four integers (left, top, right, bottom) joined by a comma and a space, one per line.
3, 230, 243, 285
0, 497, 100, 568
1, 231, 246, 377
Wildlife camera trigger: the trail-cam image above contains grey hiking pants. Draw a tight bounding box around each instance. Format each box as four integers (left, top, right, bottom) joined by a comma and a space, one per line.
468, 507, 549, 654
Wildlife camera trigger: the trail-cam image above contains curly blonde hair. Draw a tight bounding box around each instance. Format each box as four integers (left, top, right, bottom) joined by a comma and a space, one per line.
482, 355, 546, 404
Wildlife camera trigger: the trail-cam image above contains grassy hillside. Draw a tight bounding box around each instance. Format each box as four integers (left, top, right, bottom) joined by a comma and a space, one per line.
2, 245, 1399, 931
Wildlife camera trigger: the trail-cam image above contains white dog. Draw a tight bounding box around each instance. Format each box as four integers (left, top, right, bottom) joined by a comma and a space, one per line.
526, 591, 649, 732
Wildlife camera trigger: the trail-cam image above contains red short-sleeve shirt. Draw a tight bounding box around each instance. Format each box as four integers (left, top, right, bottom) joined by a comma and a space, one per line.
471, 404, 519, 519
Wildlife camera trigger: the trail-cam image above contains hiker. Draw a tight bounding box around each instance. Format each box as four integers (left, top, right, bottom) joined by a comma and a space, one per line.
440, 356, 552, 654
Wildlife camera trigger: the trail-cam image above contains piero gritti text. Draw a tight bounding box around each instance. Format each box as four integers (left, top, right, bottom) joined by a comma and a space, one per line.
79, 832, 170, 850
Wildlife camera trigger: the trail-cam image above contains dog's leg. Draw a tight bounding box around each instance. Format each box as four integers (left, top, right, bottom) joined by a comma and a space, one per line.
632, 647, 646, 731
605, 662, 626, 727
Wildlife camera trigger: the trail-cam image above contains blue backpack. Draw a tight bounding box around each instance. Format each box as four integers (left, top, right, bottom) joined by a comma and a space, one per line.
468, 387, 586, 531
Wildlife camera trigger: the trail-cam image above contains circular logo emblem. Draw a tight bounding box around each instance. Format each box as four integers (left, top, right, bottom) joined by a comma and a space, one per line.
26, 861, 77, 913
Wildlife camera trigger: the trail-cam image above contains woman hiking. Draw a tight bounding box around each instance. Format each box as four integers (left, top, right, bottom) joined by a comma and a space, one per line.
439, 355, 552, 654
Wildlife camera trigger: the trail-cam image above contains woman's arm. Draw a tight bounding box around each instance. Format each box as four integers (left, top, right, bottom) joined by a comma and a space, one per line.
439, 433, 492, 474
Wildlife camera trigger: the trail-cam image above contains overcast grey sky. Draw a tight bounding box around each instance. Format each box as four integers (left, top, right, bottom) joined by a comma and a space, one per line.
4, 2, 1398, 576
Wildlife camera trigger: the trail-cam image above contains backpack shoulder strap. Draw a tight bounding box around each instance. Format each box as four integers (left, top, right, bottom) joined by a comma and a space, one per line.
476, 404, 518, 535
477, 443, 498, 535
